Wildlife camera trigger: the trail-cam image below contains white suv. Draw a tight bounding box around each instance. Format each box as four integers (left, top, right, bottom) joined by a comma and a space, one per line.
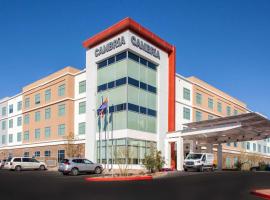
4, 157, 47, 171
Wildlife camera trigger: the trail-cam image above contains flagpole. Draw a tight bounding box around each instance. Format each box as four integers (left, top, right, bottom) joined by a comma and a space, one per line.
111, 106, 114, 176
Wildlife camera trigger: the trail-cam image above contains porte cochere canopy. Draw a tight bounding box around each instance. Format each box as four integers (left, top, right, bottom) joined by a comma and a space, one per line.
169, 112, 270, 145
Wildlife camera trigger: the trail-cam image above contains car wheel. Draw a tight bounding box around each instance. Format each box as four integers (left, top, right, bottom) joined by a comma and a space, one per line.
15, 165, 22, 171
71, 168, 79, 176
184, 168, 188, 172
94, 167, 102, 174
62, 172, 69, 176
39, 165, 45, 171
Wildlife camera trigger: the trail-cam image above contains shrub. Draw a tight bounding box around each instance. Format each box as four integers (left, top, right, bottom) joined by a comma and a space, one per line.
143, 146, 165, 173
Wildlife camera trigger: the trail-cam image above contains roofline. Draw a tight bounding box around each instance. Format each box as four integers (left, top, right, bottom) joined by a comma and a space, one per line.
0, 93, 22, 104
82, 17, 174, 53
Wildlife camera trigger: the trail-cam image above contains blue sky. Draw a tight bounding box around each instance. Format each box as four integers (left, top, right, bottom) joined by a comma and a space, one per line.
0, 0, 269, 117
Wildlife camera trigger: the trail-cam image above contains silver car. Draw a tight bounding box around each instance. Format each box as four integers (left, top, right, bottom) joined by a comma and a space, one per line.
58, 158, 103, 176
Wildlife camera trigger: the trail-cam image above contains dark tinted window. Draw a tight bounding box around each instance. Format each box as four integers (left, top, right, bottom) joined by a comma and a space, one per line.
22, 158, 31, 162
116, 52, 127, 61
140, 82, 147, 90
148, 109, 157, 117
116, 103, 126, 112
115, 77, 126, 86
30, 158, 39, 163
140, 107, 147, 114
140, 57, 147, 66
128, 77, 139, 87
97, 60, 107, 69
128, 103, 139, 112
128, 52, 139, 62
108, 56, 115, 65
98, 83, 107, 92
60, 159, 69, 163
108, 81, 115, 89
148, 62, 157, 70
13, 158, 21, 162
148, 85, 156, 93
109, 105, 115, 113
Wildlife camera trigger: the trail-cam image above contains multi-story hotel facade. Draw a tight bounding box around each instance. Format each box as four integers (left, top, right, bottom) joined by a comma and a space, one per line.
0, 18, 269, 169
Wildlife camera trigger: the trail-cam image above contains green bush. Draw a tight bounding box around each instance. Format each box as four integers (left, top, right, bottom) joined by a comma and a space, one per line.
143, 147, 165, 173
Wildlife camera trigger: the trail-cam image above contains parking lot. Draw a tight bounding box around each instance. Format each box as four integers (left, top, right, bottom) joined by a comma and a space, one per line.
0, 169, 269, 200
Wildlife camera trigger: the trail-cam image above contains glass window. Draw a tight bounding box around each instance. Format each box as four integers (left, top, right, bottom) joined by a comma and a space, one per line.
227, 143, 231, 146
128, 103, 139, 113
115, 77, 126, 87
108, 81, 115, 89
34, 151, 40, 157
17, 101, 22, 111
183, 107, 190, 120
58, 150, 65, 162
247, 142, 250, 150
35, 129, 40, 140
79, 80, 86, 94
208, 98, 214, 109
45, 150, 51, 157
2, 120, 6, 130
17, 117, 22, 126
9, 104, 13, 114
148, 62, 157, 70
9, 119, 13, 128
217, 102, 222, 112
1, 107, 6, 116
128, 77, 139, 87
183, 88, 190, 101
45, 89, 51, 102
24, 131, 29, 141
58, 84, 65, 96
208, 115, 214, 120
97, 60, 107, 69
45, 108, 51, 119
17, 132, 22, 142
195, 111, 202, 122
196, 93, 202, 105
148, 109, 156, 117
58, 104, 66, 116
1, 135, 6, 144
258, 144, 261, 152
58, 124, 65, 136
253, 143, 257, 151
264, 146, 267, 153
234, 109, 238, 116
35, 93, 41, 105
139, 82, 147, 90
227, 106, 231, 116
108, 56, 115, 65
147, 85, 156, 94
140, 57, 147, 66
24, 152, 29, 157
8, 134, 13, 143
24, 114, 30, 124
139, 106, 147, 114
116, 51, 127, 61
128, 51, 139, 62
24, 97, 30, 109
79, 101, 86, 114
78, 122, 86, 135
233, 142, 237, 147
45, 127, 51, 138
35, 111, 41, 122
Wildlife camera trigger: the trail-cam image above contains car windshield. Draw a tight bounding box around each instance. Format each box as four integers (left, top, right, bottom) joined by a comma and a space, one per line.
186, 154, 203, 160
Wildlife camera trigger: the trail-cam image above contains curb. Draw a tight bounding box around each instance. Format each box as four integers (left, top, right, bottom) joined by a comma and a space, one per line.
251, 189, 270, 200
85, 175, 153, 182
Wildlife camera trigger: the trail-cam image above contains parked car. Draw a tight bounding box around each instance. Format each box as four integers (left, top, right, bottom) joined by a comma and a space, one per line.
4, 157, 47, 171
183, 153, 214, 172
0, 159, 7, 169
58, 158, 103, 176
250, 164, 270, 172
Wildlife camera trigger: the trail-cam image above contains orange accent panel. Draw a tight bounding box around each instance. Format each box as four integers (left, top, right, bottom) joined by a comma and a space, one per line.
83, 17, 176, 132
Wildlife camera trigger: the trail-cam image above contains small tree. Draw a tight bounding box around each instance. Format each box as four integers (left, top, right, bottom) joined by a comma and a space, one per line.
65, 133, 84, 158
143, 146, 165, 173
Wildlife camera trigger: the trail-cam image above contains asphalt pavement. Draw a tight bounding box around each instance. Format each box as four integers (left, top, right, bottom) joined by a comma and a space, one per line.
0, 169, 269, 200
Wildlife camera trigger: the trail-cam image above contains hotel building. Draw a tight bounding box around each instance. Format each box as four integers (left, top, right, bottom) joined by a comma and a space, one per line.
0, 18, 269, 169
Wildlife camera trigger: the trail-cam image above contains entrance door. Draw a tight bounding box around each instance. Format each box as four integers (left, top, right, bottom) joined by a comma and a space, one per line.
170, 142, 177, 169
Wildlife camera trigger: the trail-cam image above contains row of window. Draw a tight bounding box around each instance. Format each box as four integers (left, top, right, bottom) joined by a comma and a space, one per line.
195, 93, 239, 116
22, 150, 65, 162
1, 116, 22, 130
195, 110, 217, 122
0, 101, 22, 117
97, 103, 157, 117
97, 51, 158, 71
246, 142, 270, 154
97, 77, 157, 94
1, 122, 86, 144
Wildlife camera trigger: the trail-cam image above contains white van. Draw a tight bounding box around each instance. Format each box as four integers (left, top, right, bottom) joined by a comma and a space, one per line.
4, 157, 47, 171
183, 153, 214, 172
